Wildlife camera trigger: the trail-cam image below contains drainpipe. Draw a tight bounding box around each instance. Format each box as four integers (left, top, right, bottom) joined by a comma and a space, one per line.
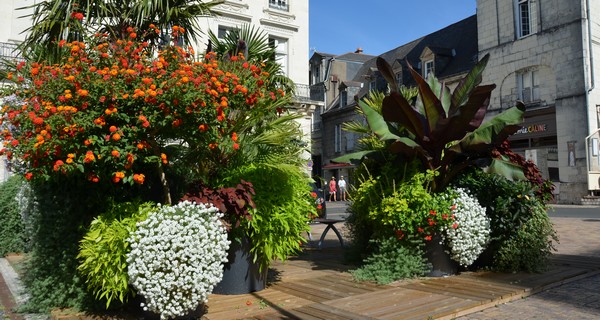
584, 0, 595, 136
323, 57, 335, 110
583, 0, 595, 196
586, 0, 595, 94
319, 56, 334, 180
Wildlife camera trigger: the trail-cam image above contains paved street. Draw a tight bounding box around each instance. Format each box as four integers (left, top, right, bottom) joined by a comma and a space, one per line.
458, 204, 600, 319
459, 272, 600, 319
316, 202, 600, 319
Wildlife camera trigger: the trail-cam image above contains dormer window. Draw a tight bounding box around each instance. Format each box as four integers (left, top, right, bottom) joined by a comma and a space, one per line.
395, 72, 402, 85
423, 60, 434, 79
269, 0, 288, 11
340, 91, 348, 107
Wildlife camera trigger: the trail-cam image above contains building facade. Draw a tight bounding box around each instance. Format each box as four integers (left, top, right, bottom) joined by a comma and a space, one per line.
195, 1, 320, 170
309, 49, 375, 186
477, 0, 600, 203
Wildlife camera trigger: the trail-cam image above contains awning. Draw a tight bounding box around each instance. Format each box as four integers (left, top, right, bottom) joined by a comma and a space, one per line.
322, 162, 354, 169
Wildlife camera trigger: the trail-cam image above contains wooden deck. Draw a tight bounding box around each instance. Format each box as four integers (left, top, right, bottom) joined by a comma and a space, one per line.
202, 247, 600, 320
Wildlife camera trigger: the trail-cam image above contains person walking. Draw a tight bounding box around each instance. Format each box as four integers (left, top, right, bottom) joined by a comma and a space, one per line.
338, 176, 347, 201
328, 176, 337, 202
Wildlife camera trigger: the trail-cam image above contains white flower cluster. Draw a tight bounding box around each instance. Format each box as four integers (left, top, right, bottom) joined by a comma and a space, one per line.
442, 188, 490, 267
127, 201, 230, 319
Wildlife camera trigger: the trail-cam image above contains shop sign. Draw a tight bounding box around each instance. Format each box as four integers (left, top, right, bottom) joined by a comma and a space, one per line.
514, 123, 547, 135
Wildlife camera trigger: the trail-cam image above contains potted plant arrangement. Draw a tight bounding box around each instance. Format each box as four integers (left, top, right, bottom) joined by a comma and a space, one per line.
0, 24, 315, 315
339, 53, 556, 281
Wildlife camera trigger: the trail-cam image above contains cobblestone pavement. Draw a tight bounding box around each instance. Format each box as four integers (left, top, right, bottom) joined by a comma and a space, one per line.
457, 211, 600, 319
458, 273, 600, 319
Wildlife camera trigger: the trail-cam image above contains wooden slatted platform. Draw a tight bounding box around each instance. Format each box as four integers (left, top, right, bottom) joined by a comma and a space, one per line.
202, 253, 600, 320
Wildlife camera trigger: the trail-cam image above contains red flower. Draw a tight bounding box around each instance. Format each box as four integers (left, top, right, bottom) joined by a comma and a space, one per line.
53, 160, 64, 171
424, 235, 432, 241
70, 12, 84, 21
395, 230, 405, 240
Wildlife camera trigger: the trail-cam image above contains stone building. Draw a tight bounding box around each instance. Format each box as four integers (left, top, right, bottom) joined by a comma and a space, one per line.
309, 49, 375, 186
477, 0, 600, 203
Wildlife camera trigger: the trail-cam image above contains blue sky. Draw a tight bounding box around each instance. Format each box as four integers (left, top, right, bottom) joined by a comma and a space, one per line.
309, 1, 476, 56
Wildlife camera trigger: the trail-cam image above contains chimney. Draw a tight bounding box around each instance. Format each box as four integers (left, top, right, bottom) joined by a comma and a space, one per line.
355, 47, 363, 54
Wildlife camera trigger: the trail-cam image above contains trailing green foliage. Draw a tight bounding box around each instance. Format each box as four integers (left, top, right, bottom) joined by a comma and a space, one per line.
351, 237, 429, 284
226, 163, 312, 271
19, 178, 111, 313
453, 169, 558, 272
77, 201, 153, 309
0, 175, 27, 255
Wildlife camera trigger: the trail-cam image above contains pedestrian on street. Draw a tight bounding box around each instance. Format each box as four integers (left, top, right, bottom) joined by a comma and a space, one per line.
338, 176, 347, 201
328, 176, 337, 202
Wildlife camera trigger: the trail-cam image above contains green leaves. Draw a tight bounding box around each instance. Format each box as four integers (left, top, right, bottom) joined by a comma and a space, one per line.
77, 201, 152, 309
356, 54, 525, 191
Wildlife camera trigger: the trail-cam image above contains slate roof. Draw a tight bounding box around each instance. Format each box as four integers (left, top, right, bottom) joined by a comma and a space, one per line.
351, 14, 478, 98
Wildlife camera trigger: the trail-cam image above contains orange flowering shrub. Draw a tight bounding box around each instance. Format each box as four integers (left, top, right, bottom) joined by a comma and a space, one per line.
0, 27, 289, 199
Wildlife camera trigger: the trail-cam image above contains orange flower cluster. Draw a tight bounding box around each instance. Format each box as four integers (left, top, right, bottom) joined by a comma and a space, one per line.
0, 26, 290, 187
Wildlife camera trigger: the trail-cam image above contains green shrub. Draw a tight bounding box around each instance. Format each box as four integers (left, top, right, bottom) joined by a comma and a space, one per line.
77, 201, 153, 309
351, 237, 429, 284
345, 160, 411, 262
453, 169, 558, 272
19, 178, 111, 313
226, 163, 312, 271
0, 175, 27, 255
493, 204, 557, 272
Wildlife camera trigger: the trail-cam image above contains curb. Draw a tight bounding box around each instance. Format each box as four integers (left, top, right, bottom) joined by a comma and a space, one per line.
0, 258, 48, 320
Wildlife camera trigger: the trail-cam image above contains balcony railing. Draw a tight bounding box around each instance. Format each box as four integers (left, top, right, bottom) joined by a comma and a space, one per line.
0, 42, 23, 63
293, 84, 324, 103
269, 0, 288, 12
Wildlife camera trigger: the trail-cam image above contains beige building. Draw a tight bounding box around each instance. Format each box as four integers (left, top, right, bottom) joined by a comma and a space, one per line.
477, 0, 600, 203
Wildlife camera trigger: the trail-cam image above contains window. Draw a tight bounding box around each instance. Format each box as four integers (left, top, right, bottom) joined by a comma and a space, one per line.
310, 64, 320, 85
217, 26, 233, 39
340, 91, 348, 107
517, 69, 540, 103
269, 0, 288, 11
516, 0, 531, 38
269, 37, 288, 76
395, 72, 402, 85
423, 60, 434, 79
369, 79, 376, 91
345, 133, 355, 151
334, 124, 342, 152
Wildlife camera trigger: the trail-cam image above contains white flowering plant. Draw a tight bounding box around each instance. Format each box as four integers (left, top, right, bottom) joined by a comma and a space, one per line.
127, 201, 230, 319
441, 188, 490, 267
